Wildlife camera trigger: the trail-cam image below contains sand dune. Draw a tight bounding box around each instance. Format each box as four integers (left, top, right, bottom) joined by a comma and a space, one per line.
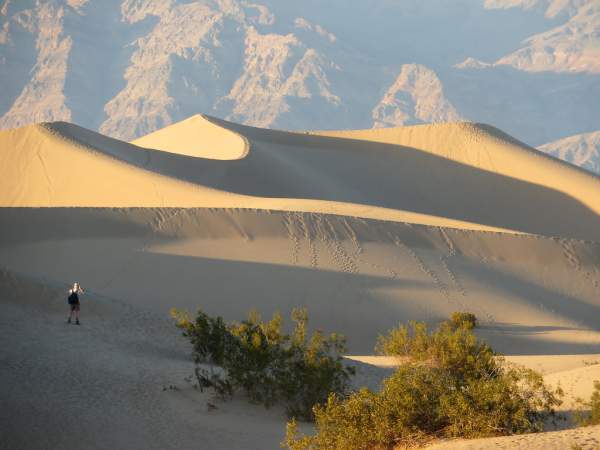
0, 118, 513, 231
3, 116, 600, 449
132, 114, 250, 160
4, 114, 600, 238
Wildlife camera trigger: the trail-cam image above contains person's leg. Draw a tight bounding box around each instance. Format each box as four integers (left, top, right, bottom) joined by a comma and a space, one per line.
68, 305, 73, 323
75, 305, 80, 324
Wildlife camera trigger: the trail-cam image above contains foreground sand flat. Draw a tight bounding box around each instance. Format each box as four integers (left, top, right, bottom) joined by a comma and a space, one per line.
425, 425, 600, 449
2, 267, 600, 450
3, 116, 600, 448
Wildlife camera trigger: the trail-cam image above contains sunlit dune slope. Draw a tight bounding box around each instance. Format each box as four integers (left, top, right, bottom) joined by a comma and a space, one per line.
131, 114, 249, 160
3, 114, 600, 239
0, 122, 237, 207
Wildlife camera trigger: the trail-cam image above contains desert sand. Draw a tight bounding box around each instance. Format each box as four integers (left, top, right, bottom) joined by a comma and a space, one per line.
3, 115, 600, 449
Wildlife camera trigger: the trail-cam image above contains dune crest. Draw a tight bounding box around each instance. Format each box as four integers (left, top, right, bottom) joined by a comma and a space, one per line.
311, 121, 600, 214
131, 114, 250, 160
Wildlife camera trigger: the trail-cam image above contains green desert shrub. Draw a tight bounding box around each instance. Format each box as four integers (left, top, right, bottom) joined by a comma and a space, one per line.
285, 313, 562, 449
171, 307, 354, 420
375, 317, 496, 381
449, 311, 478, 330
574, 380, 600, 426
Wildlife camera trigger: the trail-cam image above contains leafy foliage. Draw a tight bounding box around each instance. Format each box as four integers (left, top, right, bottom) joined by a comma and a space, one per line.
171, 307, 354, 420
285, 313, 563, 449
574, 380, 600, 426
449, 311, 478, 330
376, 318, 496, 381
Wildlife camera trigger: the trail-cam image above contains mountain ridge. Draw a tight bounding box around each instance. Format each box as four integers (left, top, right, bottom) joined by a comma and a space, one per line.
1, 0, 599, 146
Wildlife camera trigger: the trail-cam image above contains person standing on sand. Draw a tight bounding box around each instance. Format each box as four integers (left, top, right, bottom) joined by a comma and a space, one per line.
67, 282, 85, 325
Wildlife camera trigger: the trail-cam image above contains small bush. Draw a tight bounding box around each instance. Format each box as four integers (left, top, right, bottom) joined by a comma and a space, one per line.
376, 317, 496, 381
285, 314, 562, 449
449, 311, 478, 330
574, 380, 600, 426
171, 307, 354, 420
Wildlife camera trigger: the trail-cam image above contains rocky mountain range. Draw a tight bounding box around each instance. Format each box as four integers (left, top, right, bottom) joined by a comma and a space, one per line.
538, 130, 600, 174
483, 0, 600, 73
1, 0, 599, 170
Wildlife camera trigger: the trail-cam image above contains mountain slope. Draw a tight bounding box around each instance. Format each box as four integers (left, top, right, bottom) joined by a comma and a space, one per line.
372, 64, 461, 128
99, 0, 231, 140
539, 130, 600, 174
0, 1, 72, 129
484, 0, 589, 19
216, 26, 342, 129
493, 2, 600, 74
1, 0, 599, 146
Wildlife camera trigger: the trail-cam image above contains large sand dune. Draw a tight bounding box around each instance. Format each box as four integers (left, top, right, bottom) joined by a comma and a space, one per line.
3, 116, 600, 449
4, 114, 600, 238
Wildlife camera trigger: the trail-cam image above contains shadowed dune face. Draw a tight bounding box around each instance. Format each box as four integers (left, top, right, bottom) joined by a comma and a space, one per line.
2, 208, 600, 355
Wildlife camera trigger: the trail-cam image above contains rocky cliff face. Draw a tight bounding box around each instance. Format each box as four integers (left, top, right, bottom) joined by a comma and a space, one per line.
372, 64, 461, 128
217, 26, 342, 130
0, 1, 72, 128
1, 0, 599, 151
99, 0, 232, 140
490, 1, 600, 74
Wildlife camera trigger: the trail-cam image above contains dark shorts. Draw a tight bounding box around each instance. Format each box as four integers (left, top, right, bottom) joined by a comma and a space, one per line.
69, 303, 80, 312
